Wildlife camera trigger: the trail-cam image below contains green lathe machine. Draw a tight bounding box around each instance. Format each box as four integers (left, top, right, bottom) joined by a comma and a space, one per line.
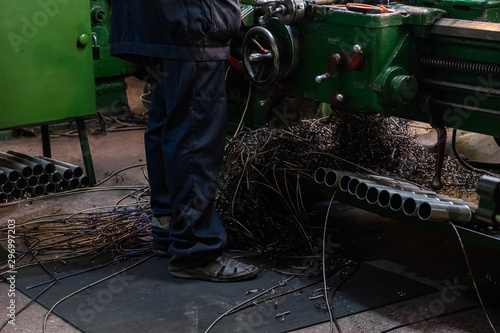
1, 0, 500, 225
226, 0, 500, 225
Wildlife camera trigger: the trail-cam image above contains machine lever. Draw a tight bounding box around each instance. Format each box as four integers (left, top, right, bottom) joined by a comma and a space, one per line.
430, 121, 446, 190
315, 53, 343, 83
249, 53, 274, 61
346, 3, 388, 14
258, 0, 286, 25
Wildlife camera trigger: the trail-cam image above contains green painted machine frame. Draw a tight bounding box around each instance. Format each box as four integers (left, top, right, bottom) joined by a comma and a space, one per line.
228, 0, 500, 224
0, 0, 96, 129
230, 1, 500, 139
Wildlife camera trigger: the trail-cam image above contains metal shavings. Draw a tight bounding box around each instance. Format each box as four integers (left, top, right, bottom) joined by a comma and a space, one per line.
275, 311, 290, 321
0, 207, 153, 273
246, 289, 259, 295
215, 112, 483, 263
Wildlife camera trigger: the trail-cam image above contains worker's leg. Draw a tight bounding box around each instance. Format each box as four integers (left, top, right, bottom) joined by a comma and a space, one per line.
161, 59, 228, 269
144, 59, 172, 253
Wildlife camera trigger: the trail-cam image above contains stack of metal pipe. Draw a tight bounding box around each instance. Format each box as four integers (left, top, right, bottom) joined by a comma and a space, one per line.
0, 151, 90, 203
314, 167, 477, 224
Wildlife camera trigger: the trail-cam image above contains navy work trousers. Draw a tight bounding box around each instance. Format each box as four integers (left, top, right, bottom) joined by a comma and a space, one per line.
145, 59, 227, 268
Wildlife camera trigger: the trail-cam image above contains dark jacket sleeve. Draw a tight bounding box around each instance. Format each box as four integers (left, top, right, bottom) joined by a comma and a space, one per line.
110, 0, 241, 61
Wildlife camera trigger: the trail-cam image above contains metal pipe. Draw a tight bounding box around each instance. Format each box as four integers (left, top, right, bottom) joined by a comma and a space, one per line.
377, 189, 413, 209
324, 169, 339, 188
366, 186, 379, 204
0, 152, 43, 176
30, 185, 45, 197
6, 150, 56, 174
417, 201, 473, 224
325, 170, 358, 188
68, 178, 80, 190
38, 157, 83, 178
0, 171, 7, 185
38, 174, 50, 185
26, 176, 38, 188
56, 180, 69, 192
402, 197, 441, 216
79, 176, 91, 188
45, 182, 57, 194
0, 157, 32, 178
1, 182, 14, 195
51, 172, 62, 183
434, 194, 478, 208
347, 178, 360, 195
0, 192, 7, 203
15, 178, 27, 190
389, 193, 403, 211
10, 189, 21, 200
363, 176, 435, 195
314, 167, 328, 185
54, 166, 73, 180
339, 175, 352, 192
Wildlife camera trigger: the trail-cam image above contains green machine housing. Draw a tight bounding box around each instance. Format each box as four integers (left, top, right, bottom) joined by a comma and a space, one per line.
0, 0, 97, 129
229, 0, 500, 140
228, 0, 500, 223
0, 0, 133, 132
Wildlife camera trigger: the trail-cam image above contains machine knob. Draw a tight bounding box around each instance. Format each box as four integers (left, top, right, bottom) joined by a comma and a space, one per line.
349, 44, 363, 71
330, 92, 345, 105
315, 74, 329, 84
77, 34, 91, 47
315, 53, 343, 84
390, 75, 417, 104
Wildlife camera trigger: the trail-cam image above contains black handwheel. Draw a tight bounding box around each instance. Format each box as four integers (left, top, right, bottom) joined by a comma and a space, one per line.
242, 26, 280, 88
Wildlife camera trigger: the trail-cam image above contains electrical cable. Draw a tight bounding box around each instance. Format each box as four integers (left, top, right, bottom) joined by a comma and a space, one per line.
0, 280, 57, 331
233, 82, 252, 136
0, 185, 147, 207
93, 163, 147, 186
43, 254, 155, 333
379, 223, 499, 333
203, 275, 297, 333
449, 222, 498, 333
451, 129, 499, 176
322, 191, 342, 333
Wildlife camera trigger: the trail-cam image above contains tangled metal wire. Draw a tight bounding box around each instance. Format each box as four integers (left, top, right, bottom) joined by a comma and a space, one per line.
216, 112, 482, 260
0, 205, 153, 275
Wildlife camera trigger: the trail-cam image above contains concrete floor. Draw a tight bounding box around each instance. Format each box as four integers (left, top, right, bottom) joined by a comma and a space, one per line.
0, 77, 499, 332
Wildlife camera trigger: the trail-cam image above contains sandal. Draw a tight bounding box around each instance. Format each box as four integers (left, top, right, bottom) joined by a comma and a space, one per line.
169, 255, 259, 282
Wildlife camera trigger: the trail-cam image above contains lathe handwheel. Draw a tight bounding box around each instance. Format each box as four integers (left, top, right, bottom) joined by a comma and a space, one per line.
242, 26, 280, 88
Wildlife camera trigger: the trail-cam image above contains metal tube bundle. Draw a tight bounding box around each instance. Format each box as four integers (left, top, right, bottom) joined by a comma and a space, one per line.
0, 151, 90, 202
314, 167, 477, 224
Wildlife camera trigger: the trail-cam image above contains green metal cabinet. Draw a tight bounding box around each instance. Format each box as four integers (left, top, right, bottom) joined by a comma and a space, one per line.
0, 0, 96, 129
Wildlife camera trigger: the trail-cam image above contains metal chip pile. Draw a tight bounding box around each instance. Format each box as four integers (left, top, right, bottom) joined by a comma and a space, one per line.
216, 112, 484, 255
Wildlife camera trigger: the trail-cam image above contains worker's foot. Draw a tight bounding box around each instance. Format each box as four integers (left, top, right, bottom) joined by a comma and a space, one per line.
169, 255, 259, 282
151, 215, 172, 258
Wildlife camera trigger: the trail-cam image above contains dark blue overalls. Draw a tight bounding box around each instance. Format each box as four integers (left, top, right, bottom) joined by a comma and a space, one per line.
110, 0, 240, 269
